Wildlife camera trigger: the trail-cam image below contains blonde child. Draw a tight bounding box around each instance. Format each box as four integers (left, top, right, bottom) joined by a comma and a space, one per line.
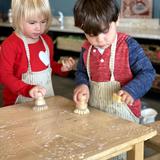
0, 0, 75, 106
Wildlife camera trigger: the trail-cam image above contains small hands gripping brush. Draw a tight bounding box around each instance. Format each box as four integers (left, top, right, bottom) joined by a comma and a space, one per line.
74, 94, 90, 115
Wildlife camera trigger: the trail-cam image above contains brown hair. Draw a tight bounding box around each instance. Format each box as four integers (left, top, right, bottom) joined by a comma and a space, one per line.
74, 0, 120, 36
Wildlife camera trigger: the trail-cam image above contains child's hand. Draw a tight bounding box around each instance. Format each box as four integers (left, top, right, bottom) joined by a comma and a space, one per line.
118, 90, 134, 106
61, 57, 76, 72
29, 85, 46, 99
73, 84, 90, 104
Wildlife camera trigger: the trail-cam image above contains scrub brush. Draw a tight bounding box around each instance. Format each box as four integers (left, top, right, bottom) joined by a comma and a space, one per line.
33, 95, 48, 112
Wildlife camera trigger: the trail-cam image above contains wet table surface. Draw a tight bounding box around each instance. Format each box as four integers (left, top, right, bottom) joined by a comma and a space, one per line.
0, 96, 157, 160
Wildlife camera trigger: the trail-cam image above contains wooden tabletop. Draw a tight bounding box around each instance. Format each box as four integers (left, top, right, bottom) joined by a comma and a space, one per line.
0, 96, 157, 160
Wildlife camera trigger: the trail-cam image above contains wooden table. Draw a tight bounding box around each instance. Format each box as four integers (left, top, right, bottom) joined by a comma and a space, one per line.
145, 121, 160, 160
0, 96, 157, 160
145, 121, 160, 152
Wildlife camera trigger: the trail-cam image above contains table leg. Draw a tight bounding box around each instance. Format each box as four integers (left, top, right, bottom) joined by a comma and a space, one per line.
127, 142, 144, 160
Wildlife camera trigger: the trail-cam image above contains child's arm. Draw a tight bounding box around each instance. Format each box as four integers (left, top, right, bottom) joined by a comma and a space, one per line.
75, 51, 90, 86
122, 37, 156, 100
73, 49, 90, 104
0, 39, 34, 97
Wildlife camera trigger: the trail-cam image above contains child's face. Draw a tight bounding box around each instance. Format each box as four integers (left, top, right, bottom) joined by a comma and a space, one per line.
20, 15, 47, 42
85, 22, 117, 49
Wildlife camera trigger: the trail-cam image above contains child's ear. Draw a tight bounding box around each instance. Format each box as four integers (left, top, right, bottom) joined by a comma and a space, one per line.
116, 15, 120, 26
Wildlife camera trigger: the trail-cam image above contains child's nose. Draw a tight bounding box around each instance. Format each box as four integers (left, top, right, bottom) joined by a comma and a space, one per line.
35, 23, 41, 30
97, 33, 105, 42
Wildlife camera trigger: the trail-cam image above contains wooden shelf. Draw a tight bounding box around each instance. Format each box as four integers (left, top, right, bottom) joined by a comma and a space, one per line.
56, 36, 84, 52
141, 44, 160, 65
0, 21, 160, 92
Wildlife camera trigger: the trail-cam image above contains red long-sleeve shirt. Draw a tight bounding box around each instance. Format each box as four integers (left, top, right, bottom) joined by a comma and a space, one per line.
0, 32, 67, 106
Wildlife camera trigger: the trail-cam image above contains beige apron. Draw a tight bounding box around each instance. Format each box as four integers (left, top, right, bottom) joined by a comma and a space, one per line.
87, 35, 139, 123
15, 35, 54, 104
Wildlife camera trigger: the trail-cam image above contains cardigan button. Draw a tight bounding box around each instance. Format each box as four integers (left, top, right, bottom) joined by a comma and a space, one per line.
93, 49, 96, 53
100, 59, 104, 63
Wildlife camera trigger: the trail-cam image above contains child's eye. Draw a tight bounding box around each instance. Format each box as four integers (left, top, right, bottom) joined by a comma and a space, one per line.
41, 20, 47, 24
102, 28, 109, 34
28, 21, 36, 24
88, 34, 95, 37
85, 33, 96, 37
103, 30, 109, 34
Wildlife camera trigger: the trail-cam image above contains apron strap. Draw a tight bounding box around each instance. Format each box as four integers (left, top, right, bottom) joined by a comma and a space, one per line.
109, 34, 117, 81
86, 45, 92, 81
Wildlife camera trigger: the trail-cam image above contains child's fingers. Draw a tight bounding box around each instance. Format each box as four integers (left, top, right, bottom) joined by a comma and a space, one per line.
30, 86, 46, 98
117, 90, 134, 105
121, 93, 127, 102
73, 92, 87, 103
61, 60, 70, 70
126, 98, 134, 106
118, 90, 124, 96
36, 92, 42, 97
123, 96, 131, 105
62, 57, 76, 70
73, 92, 79, 103
121, 93, 134, 105
39, 87, 46, 95
68, 57, 75, 64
